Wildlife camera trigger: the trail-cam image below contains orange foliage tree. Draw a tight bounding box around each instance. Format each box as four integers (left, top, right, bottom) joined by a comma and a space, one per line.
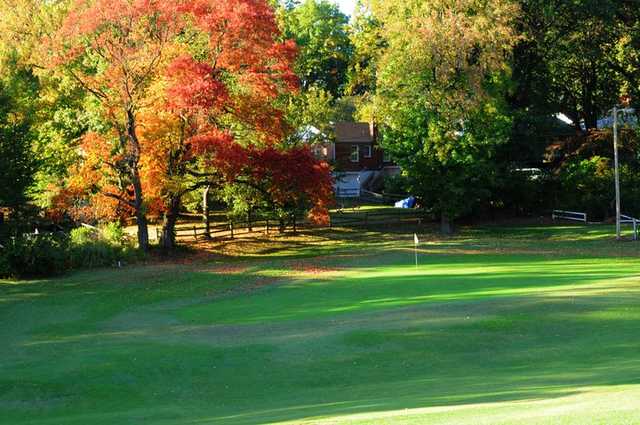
49, 0, 186, 250
50, 0, 333, 249
229, 145, 334, 230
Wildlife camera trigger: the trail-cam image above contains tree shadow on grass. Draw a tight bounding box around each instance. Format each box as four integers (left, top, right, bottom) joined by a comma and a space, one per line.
6, 289, 640, 425
179, 290, 640, 424
178, 251, 640, 324
3, 233, 640, 424
181, 223, 640, 266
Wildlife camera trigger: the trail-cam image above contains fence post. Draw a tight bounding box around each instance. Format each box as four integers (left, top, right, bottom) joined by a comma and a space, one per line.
293, 215, 297, 234
193, 226, 197, 241
266, 219, 269, 235
229, 221, 234, 239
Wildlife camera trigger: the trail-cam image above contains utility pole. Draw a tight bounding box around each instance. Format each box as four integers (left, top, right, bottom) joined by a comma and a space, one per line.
613, 106, 621, 240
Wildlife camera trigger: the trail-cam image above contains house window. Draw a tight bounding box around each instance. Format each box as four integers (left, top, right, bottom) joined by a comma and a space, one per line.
363, 145, 372, 158
350, 145, 359, 162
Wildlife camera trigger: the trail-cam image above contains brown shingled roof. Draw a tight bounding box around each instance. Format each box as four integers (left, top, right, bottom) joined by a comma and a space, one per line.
335, 122, 374, 143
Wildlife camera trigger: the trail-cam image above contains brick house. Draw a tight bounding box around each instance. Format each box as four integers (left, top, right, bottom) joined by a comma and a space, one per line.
311, 122, 399, 197
334, 122, 394, 171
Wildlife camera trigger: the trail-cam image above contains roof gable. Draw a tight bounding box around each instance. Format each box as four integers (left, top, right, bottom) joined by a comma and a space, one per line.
335, 122, 374, 143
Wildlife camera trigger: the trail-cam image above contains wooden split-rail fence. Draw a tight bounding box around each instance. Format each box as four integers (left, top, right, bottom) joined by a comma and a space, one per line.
168, 209, 429, 242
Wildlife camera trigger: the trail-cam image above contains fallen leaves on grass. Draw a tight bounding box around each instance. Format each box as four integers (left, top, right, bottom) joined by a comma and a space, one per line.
283, 259, 343, 275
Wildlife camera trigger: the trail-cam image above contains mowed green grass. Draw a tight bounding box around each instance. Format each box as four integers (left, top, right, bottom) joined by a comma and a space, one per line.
2, 225, 640, 424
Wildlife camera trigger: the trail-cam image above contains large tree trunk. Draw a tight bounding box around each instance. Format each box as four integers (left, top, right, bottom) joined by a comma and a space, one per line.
440, 213, 453, 235
126, 108, 149, 251
131, 169, 149, 251
582, 61, 599, 131
202, 186, 211, 239
161, 196, 181, 250
0, 211, 4, 244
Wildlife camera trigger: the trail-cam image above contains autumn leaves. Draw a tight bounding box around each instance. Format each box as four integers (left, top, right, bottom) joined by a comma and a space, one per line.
48, 0, 332, 249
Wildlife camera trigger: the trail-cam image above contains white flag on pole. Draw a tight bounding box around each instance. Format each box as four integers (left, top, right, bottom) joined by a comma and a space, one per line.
413, 234, 419, 268
414, 233, 419, 245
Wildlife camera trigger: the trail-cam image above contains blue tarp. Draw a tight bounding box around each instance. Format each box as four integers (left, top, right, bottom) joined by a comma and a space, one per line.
395, 196, 416, 209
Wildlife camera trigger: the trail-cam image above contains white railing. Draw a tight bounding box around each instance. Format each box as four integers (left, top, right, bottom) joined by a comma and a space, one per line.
621, 214, 640, 241
361, 189, 407, 202
552, 210, 587, 223
619, 214, 637, 223
336, 187, 361, 198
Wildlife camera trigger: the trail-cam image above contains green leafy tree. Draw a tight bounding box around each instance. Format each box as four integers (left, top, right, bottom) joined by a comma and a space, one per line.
283, 84, 341, 149
281, 0, 353, 97
612, 3, 640, 110
0, 0, 86, 213
370, 0, 519, 233
345, 0, 383, 98
0, 67, 37, 212
513, 0, 640, 132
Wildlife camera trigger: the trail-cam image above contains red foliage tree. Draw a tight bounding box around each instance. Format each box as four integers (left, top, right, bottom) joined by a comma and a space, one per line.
239, 145, 333, 226
50, 0, 333, 249
50, 0, 186, 250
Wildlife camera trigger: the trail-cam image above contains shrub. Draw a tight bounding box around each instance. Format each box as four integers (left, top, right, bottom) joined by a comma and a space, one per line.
493, 168, 554, 216
70, 226, 99, 245
559, 157, 613, 220
0, 234, 69, 278
68, 240, 124, 269
555, 156, 640, 220
383, 173, 410, 195
0, 222, 136, 279
101, 222, 126, 245
0, 249, 9, 278
69, 223, 132, 269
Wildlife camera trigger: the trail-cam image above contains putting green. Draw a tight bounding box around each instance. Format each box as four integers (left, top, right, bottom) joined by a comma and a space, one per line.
2, 225, 640, 424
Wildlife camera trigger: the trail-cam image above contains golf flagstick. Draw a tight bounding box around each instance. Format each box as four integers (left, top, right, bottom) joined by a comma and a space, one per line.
414, 233, 419, 268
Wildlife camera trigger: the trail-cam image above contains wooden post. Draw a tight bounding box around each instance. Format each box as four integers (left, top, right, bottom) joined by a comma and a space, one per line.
266, 219, 269, 235
202, 185, 211, 239
229, 221, 234, 239
193, 226, 197, 241
293, 215, 297, 234
614, 106, 621, 240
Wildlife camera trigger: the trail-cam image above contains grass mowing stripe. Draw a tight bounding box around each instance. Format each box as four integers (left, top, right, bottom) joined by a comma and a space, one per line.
2, 225, 640, 424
